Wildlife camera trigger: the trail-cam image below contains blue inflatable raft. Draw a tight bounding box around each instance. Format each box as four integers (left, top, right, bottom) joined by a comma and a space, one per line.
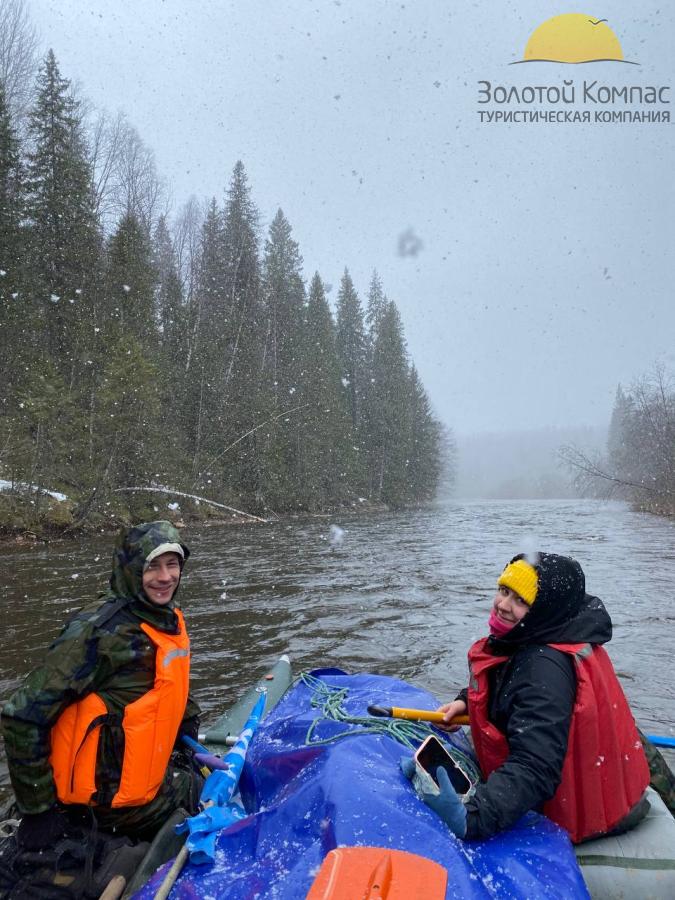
137, 669, 589, 899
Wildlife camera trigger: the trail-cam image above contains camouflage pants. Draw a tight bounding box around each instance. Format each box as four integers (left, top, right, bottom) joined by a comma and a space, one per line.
639, 730, 675, 815
88, 765, 203, 842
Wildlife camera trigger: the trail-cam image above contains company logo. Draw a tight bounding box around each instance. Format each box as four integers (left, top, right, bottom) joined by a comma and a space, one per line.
475, 11, 671, 124
512, 13, 637, 66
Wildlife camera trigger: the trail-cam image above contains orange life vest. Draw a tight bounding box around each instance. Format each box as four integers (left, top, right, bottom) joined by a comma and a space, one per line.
50, 609, 190, 808
467, 638, 649, 843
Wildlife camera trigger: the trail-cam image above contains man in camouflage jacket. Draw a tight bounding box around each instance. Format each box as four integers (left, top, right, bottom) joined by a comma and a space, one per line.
1, 521, 201, 848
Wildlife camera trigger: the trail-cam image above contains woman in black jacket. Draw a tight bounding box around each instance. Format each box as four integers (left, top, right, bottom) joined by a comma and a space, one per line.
406, 553, 651, 843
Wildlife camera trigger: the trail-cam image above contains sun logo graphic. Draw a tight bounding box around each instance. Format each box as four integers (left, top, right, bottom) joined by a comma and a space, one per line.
512, 13, 637, 65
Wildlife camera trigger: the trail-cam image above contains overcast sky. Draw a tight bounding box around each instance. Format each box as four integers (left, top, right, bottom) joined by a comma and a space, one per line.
29, 0, 675, 436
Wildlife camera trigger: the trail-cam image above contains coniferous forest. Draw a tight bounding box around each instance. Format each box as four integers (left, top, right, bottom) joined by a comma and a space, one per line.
0, 49, 447, 533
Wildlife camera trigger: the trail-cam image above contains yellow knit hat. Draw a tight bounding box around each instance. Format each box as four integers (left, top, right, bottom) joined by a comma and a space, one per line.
498, 559, 539, 605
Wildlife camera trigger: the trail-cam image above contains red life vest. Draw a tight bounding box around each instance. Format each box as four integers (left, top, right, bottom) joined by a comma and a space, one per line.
467, 637, 649, 843
50, 609, 190, 808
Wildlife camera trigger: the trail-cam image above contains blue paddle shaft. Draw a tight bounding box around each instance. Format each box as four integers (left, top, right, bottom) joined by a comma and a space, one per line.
646, 734, 675, 749
182, 734, 210, 755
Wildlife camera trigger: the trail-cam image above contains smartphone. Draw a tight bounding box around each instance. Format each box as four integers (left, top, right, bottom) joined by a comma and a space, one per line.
412, 735, 473, 798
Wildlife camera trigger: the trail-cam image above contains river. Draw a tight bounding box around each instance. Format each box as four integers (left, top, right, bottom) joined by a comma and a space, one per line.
1, 499, 674, 803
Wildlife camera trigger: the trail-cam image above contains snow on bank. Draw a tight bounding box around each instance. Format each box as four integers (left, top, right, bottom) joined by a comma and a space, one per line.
0, 480, 67, 502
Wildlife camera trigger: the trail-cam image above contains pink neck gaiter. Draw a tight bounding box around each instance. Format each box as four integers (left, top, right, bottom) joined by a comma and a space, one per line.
488, 610, 515, 638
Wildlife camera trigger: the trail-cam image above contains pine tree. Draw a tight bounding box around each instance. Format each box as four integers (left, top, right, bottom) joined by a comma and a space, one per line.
24, 50, 102, 381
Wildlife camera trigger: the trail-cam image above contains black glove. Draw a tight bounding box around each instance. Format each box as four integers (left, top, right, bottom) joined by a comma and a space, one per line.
17, 807, 68, 851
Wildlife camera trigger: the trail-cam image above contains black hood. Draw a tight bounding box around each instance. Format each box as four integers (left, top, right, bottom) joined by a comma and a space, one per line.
488, 552, 612, 654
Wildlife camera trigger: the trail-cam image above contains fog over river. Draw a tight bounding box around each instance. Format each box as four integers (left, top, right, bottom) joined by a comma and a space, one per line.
1, 499, 674, 801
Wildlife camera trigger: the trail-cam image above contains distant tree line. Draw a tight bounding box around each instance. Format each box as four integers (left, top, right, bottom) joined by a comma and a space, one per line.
561, 367, 675, 517
0, 45, 447, 529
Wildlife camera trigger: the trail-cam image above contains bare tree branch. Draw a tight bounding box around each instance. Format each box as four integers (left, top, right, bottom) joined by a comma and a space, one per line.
0, 0, 38, 123
114, 486, 268, 523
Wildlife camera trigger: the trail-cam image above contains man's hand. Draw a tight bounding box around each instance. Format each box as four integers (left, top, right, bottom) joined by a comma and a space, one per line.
436, 699, 467, 733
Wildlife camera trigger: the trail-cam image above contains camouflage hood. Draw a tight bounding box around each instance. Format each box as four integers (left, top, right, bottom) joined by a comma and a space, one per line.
107, 521, 191, 606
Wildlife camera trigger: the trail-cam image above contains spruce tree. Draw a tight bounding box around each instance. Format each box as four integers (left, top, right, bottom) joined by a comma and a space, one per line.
259, 208, 305, 504
70, 210, 166, 513
0, 79, 26, 399
607, 384, 634, 484
153, 214, 186, 361
335, 268, 367, 433
407, 364, 443, 502
184, 198, 226, 481
83, 337, 166, 502
105, 211, 156, 339
298, 273, 353, 506
365, 269, 387, 343
262, 209, 304, 396
369, 300, 411, 505
361, 269, 388, 493
217, 161, 265, 502
24, 50, 102, 382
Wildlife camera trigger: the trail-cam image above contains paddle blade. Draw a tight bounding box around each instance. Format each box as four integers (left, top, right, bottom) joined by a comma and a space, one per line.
306, 846, 447, 899
200, 689, 267, 806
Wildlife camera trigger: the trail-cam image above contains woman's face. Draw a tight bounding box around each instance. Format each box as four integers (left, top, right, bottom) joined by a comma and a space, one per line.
493, 584, 530, 625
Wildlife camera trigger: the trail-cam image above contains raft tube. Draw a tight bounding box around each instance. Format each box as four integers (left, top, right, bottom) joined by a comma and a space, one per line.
575, 787, 675, 899
202, 653, 292, 747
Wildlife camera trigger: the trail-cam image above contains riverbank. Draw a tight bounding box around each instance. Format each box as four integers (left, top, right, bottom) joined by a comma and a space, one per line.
0, 487, 392, 544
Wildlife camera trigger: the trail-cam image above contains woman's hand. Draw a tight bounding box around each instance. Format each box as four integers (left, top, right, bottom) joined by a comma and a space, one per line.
436, 699, 468, 732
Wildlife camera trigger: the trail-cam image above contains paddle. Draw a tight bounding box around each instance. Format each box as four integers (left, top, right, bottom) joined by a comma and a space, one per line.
306, 846, 448, 899
368, 708, 669, 746
155, 690, 267, 899
182, 734, 231, 773
368, 704, 470, 725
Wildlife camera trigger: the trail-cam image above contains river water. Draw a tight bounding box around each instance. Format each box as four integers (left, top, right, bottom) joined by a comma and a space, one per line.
1, 499, 674, 803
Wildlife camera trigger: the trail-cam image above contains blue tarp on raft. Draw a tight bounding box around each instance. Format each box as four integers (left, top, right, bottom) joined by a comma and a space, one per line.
137, 670, 589, 899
